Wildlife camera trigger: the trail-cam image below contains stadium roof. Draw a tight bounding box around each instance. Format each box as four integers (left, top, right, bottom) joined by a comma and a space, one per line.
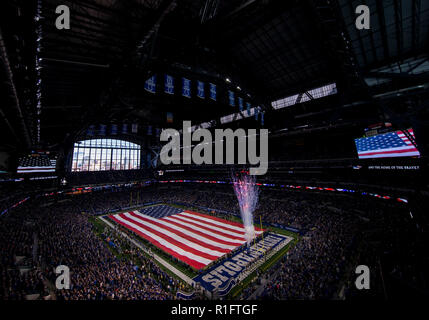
1, 0, 428, 150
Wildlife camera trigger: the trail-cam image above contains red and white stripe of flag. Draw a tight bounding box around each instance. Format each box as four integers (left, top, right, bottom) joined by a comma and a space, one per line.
109, 210, 264, 270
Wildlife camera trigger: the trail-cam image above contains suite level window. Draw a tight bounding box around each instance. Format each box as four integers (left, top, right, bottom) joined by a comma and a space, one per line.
71, 138, 141, 172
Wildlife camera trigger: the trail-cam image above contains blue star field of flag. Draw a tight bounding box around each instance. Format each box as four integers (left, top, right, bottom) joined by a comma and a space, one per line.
355, 132, 406, 152
137, 205, 183, 219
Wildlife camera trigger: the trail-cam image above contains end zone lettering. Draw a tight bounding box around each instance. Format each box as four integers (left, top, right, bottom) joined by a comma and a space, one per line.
195, 234, 291, 292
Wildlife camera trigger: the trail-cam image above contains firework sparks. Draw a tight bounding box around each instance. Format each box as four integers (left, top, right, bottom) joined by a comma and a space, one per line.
232, 173, 259, 246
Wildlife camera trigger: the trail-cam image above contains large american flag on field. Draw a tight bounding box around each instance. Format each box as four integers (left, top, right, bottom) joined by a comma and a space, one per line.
355, 129, 420, 159
108, 205, 264, 270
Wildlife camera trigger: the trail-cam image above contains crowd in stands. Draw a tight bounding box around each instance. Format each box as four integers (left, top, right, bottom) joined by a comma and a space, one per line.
0, 206, 49, 299
0, 183, 425, 300
0, 197, 180, 300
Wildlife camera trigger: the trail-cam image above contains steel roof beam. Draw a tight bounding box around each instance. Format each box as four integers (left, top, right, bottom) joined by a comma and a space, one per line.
0, 27, 31, 148
393, 0, 403, 62
411, 0, 421, 52
375, 0, 390, 60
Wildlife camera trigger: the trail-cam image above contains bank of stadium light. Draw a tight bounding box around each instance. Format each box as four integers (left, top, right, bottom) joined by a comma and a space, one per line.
35, 0, 43, 144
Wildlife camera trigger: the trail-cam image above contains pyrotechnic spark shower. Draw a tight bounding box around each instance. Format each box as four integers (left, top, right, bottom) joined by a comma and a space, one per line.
232, 173, 259, 246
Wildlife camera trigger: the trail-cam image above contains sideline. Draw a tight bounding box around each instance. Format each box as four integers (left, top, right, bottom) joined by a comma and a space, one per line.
99, 216, 196, 287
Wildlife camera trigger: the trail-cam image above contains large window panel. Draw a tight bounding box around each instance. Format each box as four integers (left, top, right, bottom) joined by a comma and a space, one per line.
112, 149, 118, 170
83, 148, 90, 171
131, 149, 138, 169
89, 149, 96, 171
76, 148, 83, 171
71, 138, 141, 172
94, 148, 101, 171
135, 149, 139, 169
72, 148, 78, 171
126, 149, 131, 170
120, 149, 126, 170
101, 148, 106, 170
130, 149, 135, 170
105, 149, 111, 170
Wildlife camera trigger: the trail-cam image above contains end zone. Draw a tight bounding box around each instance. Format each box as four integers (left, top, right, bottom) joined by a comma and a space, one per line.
194, 233, 294, 296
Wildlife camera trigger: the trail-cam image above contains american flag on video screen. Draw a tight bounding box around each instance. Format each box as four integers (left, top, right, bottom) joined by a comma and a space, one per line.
108, 205, 263, 270
355, 129, 420, 159
17, 156, 56, 173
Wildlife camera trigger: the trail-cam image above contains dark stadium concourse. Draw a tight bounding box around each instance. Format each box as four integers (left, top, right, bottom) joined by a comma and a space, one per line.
1, 0, 429, 306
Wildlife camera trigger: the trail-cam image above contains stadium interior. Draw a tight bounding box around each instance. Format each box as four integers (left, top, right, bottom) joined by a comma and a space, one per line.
1, 0, 429, 302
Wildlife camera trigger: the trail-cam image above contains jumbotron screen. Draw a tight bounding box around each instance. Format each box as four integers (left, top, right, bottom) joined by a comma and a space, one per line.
16, 151, 57, 174
354, 128, 420, 159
